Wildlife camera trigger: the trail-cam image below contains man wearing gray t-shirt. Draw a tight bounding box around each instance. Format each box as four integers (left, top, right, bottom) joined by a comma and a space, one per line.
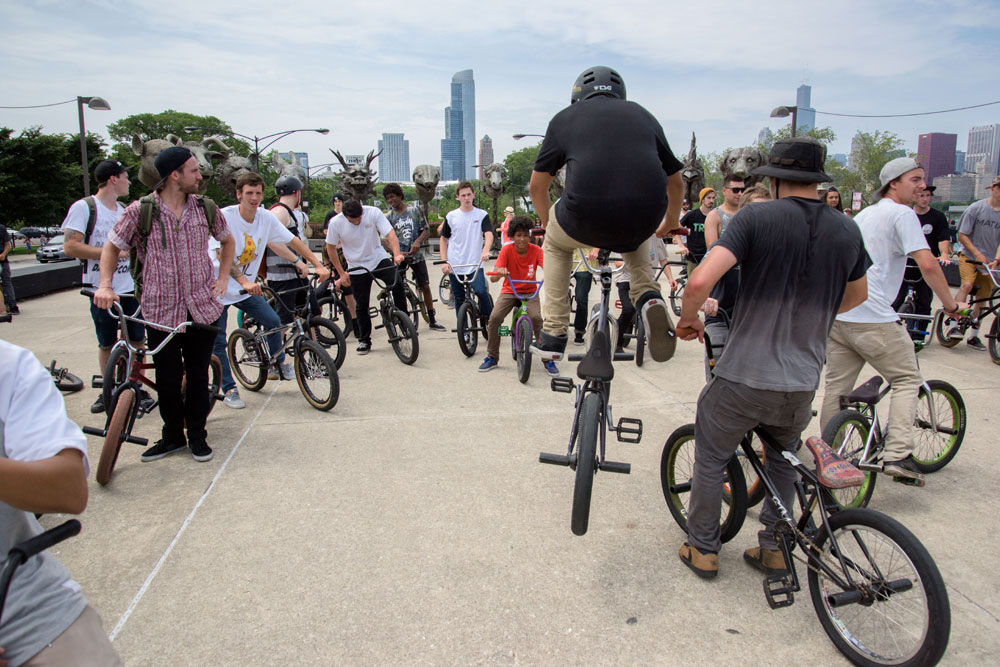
674, 137, 870, 580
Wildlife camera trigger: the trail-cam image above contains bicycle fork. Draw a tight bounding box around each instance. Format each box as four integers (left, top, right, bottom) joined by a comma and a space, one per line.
539, 382, 640, 473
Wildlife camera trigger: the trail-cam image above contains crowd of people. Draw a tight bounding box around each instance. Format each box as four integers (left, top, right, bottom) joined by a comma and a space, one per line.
3, 64, 1000, 662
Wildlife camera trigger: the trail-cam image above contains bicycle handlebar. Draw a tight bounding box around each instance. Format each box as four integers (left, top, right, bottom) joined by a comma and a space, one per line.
485, 273, 543, 300
81, 288, 220, 348
346, 265, 403, 290
6, 520, 80, 565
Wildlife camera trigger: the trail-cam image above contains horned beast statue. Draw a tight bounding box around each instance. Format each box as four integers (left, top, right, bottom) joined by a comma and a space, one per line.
681, 133, 706, 205
412, 164, 440, 222
330, 149, 382, 201
132, 134, 229, 195
719, 146, 768, 187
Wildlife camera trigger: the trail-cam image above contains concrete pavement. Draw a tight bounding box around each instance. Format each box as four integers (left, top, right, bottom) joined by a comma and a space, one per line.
3, 259, 998, 666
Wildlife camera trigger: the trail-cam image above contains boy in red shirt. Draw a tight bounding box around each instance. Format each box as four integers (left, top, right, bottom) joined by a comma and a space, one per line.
479, 217, 557, 375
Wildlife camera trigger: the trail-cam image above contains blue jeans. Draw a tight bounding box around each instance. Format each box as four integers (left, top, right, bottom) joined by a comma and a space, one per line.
213, 295, 284, 392
450, 269, 492, 321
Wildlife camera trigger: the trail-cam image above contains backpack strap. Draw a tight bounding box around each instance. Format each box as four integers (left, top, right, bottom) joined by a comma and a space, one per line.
137, 194, 158, 249
196, 195, 218, 229
82, 196, 98, 245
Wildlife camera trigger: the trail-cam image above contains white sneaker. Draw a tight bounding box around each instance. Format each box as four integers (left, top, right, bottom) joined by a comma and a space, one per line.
223, 388, 246, 409
943, 321, 961, 340
280, 361, 295, 380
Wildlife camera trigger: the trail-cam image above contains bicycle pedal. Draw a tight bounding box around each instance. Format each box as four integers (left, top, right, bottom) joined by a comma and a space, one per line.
550, 377, 574, 393
892, 475, 925, 487
615, 417, 642, 443
763, 575, 795, 609
91, 375, 103, 389
857, 462, 882, 472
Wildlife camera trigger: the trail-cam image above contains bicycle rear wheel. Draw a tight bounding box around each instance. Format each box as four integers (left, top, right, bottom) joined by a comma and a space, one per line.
457, 302, 478, 357
306, 317, 347, 370
439, 274, 454, 308
52, 367, 84, 393
571, 392, 601, 536
516, 316, 532, 384
634, 319, 645, 367
294, 339, 339, 411
227, 328, 268, 391
669, 281, 685, 317
933, 309, 962, 348
102, 345, 130, 416
912, 380, 965, 473
206, 355, 222, 416
821, 410, 877, 509
989, 316, 1000, 366
659, 424, 746, 543
97, 387, 134, 485
389, 308, 419, 365
807, 508, 950, 667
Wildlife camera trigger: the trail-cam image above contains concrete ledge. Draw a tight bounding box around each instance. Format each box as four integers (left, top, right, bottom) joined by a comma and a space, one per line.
10, 261, 82, 299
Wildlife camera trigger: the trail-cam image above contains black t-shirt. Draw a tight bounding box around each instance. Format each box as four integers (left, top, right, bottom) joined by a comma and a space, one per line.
680, 209, 707, 260
534, 97, 682, 253
712, 198, 871, 392
917, 208, 949, 258
0, 224, 10, 260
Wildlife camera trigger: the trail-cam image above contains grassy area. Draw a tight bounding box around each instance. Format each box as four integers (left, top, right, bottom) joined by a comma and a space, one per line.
8, 246, 36, 256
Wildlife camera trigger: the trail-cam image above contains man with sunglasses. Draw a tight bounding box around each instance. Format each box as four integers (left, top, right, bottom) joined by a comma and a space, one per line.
704, 176, 744, 247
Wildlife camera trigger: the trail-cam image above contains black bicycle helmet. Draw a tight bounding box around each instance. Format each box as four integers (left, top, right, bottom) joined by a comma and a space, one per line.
275, 175, 304, 195
571, 66, 626, 104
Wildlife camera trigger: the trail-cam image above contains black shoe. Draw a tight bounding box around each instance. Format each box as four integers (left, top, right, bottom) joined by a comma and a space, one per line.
90, 393, 105, 414
357, 340, 371, 355
530, 331, 567, 361
8, 306, 19, 315
137, 389, 156, 417
189, 440, 214, 462
883, 456, 924, 482
967, 336, 987, 351
429, 320, 446, 331
141, 439, 186, 462
573, 332, 585, 346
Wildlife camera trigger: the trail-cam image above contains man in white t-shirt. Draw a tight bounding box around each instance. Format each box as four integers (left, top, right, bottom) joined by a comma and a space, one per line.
440, 181, 494, 325
820, 158, 960, 482
62, 160, 147, 415
0, 340, 123, 666
324, 199, 404, 354
209, 172, 329, 408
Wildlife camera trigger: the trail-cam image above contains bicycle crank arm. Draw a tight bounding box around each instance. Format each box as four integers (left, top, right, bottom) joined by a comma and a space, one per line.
825, 578, 913, 607
598, 460, 630, 474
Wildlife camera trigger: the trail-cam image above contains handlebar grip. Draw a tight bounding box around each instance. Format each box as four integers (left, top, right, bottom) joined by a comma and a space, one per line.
530, 228, 546, 236
80, 288, 96, 298
9, 520, 81, 563
486, 271, 498, 276
188, 321, 222, 335
433, 260, 447, 265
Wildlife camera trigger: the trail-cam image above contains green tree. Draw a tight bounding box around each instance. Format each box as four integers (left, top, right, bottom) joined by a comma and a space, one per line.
756, 124, 836, 154
826, 130, 905, 208
503, 144, 540, 213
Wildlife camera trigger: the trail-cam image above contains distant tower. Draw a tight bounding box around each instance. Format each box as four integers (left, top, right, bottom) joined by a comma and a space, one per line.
757, 127, 773, 147
796, 85, 816, 134
440, 69, 476, 181
915, 133, 957, 187
848, 131, 863, 172
377, 133, 410, 183
965, 124, 1000, 176
478, 135, 494, 180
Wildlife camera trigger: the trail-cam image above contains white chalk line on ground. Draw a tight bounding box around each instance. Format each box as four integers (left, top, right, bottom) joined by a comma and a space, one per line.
108, 384, 278, 642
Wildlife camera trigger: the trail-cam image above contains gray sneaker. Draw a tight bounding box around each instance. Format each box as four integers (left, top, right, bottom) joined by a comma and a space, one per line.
223, 388, 246, 409
640, 296, 676, 362
280, 361, 295, 380
883, 456, 925, 482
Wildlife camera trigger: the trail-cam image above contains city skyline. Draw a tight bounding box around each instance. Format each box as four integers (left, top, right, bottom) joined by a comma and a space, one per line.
377, 133, 410, 183
2, 1, 998, 179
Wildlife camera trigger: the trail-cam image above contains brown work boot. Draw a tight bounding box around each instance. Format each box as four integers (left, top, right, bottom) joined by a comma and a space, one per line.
678, 543, 718, 579
743, 546, 788, 575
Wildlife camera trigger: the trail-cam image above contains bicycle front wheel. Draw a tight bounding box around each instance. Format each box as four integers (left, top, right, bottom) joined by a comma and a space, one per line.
659, 423, 746, 543
634, 319, 645, 367
294, 339, 339, 411
912, 380, 965, 473
669, 281, 685, 317
933, 309, 962, 348
439, 274, 454, 308
821, 410, 876, 509
389, 308, 419, 365
97, 387, 134, 485
317, 295, 354, 339
572, 392, 601, 536
306, 317, 347, 370
457, 302, 478, 357
53, 368, 84, 393
227, 328, 268, 391
102, 345, 130, 416
807, 508, 951, 667
516, 316, 532, 384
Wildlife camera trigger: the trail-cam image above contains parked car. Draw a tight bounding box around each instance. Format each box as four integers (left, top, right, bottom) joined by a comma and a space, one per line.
35, 234, 73, 263
19, 226, 45, 239
42, 226, 62, 238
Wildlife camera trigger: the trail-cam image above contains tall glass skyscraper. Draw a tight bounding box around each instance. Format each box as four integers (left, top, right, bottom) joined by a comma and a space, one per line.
377, 133, 410, 183
478, 135, 494, 180
441, 69, 476, 181
796, 85, 816, 134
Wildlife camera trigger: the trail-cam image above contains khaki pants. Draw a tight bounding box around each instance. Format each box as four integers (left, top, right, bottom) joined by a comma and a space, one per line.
541, 206, 660, 337
23, 605, 123, 667
820, 320, 922, 462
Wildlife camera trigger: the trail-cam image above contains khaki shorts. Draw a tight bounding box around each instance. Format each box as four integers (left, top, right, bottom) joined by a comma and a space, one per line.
958, 255, 995, 297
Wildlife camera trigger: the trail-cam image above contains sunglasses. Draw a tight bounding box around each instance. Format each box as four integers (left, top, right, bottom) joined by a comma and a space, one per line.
728, 187, 746, 193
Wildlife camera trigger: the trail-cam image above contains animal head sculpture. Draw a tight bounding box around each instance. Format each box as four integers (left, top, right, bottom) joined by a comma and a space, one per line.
681, 133, 706, 205
719, 146, 768, 187
131, 134, 228, 195
272, 151, 307, 184
412, 164, 440, 204
330, 149, 382, 201
210, 139, 255, 198
550, 165, 567, 200
481, 163, 506, 199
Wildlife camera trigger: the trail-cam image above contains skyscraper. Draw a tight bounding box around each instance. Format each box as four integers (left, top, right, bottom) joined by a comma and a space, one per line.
441, 69, 476, 181
377, 133, 410, 183
796, 85, 816, 134
965, 124, 1000, 177
478, 135, 494, 180
916, 133, 957, 187
955, 150, 966, 173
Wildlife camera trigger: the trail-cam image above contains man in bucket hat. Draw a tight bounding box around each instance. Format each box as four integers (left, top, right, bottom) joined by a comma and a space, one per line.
820, 156, 961, 484
674, 137, 871, 579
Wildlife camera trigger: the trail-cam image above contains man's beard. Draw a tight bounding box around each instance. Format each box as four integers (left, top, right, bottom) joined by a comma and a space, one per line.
180, 180, 201, 195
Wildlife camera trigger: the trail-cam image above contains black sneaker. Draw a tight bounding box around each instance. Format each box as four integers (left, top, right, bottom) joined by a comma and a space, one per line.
137, 389, 156, 418
573, 331, 585, 346
357, 340, 371, 355
530, 331, 567, 361
189, 440, 214, 462
8, 306, 20, 315
883, 456, 924, 482
140, 439, 186, 462
429, 320, 446, 331
90, 393, 105, 414
967, 336, 987, 351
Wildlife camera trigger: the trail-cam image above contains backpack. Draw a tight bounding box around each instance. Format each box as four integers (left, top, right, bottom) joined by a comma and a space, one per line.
130, 194, 218, 301
79, 196, 98, 270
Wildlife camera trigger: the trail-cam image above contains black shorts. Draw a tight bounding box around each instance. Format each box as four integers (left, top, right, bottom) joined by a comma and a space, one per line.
402, 258, 430, 288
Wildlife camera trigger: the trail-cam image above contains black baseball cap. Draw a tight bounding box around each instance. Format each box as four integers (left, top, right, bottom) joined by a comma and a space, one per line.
94, 160, 129, 184
332, 192, 344, 202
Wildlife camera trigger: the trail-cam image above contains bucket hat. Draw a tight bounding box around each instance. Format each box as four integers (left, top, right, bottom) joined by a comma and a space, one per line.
752, 137, 831, 183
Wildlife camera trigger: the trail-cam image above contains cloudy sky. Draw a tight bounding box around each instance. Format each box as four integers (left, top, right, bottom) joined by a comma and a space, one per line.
2, 0, 998, 178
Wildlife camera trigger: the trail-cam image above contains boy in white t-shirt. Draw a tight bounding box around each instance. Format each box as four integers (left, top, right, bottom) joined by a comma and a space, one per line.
61, 160, 146, 415
209, 173, 329, 407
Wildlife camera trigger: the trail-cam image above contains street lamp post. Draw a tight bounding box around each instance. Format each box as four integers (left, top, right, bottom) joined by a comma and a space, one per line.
183, 126, 329, 169
769, 105, 799, 137
77, 96, 111, 196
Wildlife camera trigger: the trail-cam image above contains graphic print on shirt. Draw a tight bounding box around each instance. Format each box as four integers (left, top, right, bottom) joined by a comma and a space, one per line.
237, 233, 257, 273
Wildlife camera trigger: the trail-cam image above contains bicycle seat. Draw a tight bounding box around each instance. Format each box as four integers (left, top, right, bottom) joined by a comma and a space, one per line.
805, 436, 865, 489
577, 330, 614, 382
845, 375, 883, 405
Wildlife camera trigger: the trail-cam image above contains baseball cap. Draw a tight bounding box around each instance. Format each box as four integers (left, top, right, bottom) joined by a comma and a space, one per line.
94, 160, 128, 184
874, 157, 922, 200
990, 176, 1000, 189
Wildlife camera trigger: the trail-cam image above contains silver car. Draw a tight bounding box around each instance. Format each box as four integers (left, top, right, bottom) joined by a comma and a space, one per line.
36, 234, 73, 263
